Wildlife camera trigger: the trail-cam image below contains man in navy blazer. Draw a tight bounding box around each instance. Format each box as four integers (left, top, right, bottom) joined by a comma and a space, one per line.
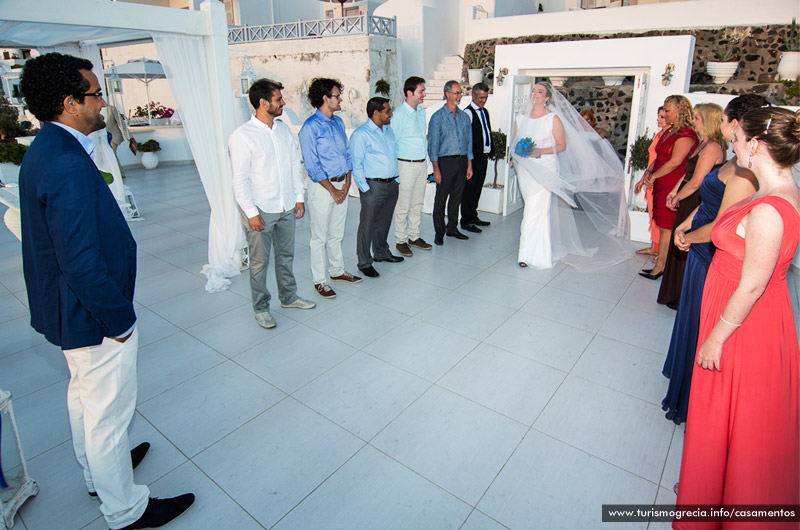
19, 53, 193, 530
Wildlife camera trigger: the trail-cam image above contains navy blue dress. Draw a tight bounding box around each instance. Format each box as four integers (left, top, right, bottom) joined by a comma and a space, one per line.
661, 166, 726, 424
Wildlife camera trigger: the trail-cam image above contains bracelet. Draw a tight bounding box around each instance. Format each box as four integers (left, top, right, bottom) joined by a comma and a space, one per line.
720, 315, 741, 327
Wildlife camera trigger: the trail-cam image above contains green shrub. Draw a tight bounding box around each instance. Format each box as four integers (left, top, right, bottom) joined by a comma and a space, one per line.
0, 142, 28, 166
138, 139, 161, 153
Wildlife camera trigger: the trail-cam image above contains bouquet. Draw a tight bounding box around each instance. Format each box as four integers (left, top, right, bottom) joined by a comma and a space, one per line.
514, 137, 536, 157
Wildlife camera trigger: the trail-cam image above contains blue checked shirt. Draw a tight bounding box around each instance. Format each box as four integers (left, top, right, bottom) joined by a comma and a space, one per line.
427, 105, 473, 162
298, 109, 352, 182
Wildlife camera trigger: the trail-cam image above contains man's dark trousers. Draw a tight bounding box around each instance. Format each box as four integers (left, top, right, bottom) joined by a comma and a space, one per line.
461, 155, 487, 227
357, 178, 399, 269
433, 155, 467, 236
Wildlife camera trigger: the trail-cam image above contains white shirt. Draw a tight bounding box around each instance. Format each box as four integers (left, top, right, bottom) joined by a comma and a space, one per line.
467, 102, 492, 155
229, 115, 305, 217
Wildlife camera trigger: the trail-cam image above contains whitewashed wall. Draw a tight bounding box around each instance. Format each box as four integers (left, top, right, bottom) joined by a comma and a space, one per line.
229, 35, 400, 128
464, 0, 799, 46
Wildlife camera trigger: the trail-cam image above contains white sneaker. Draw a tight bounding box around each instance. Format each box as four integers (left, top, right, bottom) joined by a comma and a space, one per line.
254, 311, 277, 329
280, 297, 316, 310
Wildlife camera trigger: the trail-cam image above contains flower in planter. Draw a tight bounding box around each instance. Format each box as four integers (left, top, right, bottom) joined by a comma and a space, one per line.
133, 101, 175, 119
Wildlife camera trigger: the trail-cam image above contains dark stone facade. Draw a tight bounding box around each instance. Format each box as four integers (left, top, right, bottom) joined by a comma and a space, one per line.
467, 24, 797, 158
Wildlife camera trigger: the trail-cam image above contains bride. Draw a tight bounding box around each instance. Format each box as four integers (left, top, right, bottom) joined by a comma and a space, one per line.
512, 82, 631, 270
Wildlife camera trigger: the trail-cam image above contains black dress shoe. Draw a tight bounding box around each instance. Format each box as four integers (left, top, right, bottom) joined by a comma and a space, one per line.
666, 301, 679, 310
89, 443, 150, 498
115, 494, 195, 530
434, 234, 444, 246
358, 265, 380, 278
446, 230, 469, 240
373, 254, 404, 263
474, 218, 491, 227
639, 270, 664, 280
461, 224, 482, 233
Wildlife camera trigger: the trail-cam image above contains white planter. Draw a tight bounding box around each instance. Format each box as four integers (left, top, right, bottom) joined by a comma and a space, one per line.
629, 210, 652, 244
150, 118, 168, 126
705, 61, 738, 84
478, 185, 504, 214
140, 152, 159, 170
549, 76, 567, 87
602, 76, 625, 86
0, 163, 20, 185
777, 51, 800, 81
467, 69, 484, 86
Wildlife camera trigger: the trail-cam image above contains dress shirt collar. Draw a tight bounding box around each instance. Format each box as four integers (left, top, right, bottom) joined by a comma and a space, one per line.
248, 114, 279, 130
51, 121, 95, 156
470, 102, 484, 113
313, 108, 333, 123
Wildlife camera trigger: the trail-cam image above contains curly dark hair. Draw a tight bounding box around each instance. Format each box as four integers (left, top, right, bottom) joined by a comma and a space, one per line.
723, 94, 769, 122
307, 78, 342, 109
20, 53, 94, 122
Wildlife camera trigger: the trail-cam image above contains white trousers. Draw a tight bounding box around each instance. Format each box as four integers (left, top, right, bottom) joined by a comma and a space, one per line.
63, 328, 149, 529
393, 160, 428, 243
308, 179, 348, 284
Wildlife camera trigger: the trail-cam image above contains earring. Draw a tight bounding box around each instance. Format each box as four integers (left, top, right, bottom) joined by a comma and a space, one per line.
748, 152, 753, 168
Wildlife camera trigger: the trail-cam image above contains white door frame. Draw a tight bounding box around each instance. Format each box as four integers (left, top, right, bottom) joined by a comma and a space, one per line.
491, 35, 695, 223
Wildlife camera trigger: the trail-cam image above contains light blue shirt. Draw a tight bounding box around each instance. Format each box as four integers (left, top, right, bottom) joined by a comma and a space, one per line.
391, 102, 427, 160
298, 109, 352, 183
51, 121, 95, 157
350, 119, 398, 192
427, 105, 473, 162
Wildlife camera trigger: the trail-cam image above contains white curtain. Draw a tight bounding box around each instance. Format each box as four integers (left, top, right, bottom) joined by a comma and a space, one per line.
152, 32, 245, 292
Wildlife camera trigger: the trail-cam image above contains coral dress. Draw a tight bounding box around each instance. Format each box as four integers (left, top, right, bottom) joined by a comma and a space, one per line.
674, 196, 800, 530
652, 126, 698, 229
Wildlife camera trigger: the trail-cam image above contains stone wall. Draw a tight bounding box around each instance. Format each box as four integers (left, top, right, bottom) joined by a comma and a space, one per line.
553, 82, 633, 158
465, 24, 796, 84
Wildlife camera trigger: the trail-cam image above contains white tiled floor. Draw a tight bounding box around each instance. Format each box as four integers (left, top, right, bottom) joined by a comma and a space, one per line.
2, 163, 798, 530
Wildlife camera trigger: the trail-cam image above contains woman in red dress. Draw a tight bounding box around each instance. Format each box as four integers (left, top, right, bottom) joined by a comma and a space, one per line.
674, 107, 800, 530
639, 96, 698, 280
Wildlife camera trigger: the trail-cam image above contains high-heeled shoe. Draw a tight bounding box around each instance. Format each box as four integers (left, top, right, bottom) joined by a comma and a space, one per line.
641, 268, 654, 274
639, 270, 663, 280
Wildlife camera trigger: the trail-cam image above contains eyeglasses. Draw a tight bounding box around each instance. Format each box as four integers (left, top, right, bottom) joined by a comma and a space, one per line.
328, 93, 343, 100
79, 89, 104, 98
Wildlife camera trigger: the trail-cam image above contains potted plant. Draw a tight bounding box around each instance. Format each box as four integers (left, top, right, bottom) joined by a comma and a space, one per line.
778, 18, 800, 81
132, 101, 175, 126
627, 133, 652, 210
478, 130, 507, 215
375, 78, 390, 97
137, 139, 161, 169
706, 46, 739, 84
459, 48, 491, 86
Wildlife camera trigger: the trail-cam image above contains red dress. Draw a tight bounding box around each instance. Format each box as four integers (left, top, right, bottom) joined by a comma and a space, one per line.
652, 126, 698, 229
675, 196, 800, 530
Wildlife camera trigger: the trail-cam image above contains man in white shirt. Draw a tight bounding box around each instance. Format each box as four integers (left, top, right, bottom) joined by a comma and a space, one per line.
230, 79, 316, 329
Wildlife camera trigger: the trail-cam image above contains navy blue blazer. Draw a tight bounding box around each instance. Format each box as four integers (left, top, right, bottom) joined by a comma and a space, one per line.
20, 122, 137, 350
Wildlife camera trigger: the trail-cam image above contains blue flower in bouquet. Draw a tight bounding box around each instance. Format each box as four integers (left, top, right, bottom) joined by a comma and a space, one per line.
514, 137, 535, 157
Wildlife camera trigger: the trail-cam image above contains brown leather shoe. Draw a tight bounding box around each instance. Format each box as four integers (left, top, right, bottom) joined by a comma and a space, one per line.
330, 272, 362, 284
396, 242, 413, 256
314, 283, 336, 298
408, 238, 432, 250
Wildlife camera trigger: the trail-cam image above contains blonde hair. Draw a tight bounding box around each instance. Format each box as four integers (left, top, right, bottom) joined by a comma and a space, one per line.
694, 102, 727, 151
665, 95, 694, 130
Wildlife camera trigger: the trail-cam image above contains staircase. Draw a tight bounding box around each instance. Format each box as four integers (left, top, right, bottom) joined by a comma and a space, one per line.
424, 55, 463, 108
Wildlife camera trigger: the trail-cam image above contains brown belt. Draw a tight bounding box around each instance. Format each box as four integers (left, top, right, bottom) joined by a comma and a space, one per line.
329, 175, 346, 182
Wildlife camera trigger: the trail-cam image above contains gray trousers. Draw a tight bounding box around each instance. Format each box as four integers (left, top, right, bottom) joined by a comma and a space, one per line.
357, 178, 399, 269
242, 208, 298, 312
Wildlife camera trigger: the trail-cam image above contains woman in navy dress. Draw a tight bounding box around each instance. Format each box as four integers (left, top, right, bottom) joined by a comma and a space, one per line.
660, 94, 766, 424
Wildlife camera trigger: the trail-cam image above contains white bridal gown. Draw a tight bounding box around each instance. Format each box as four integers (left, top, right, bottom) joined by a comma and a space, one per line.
515, 113, 561, 268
